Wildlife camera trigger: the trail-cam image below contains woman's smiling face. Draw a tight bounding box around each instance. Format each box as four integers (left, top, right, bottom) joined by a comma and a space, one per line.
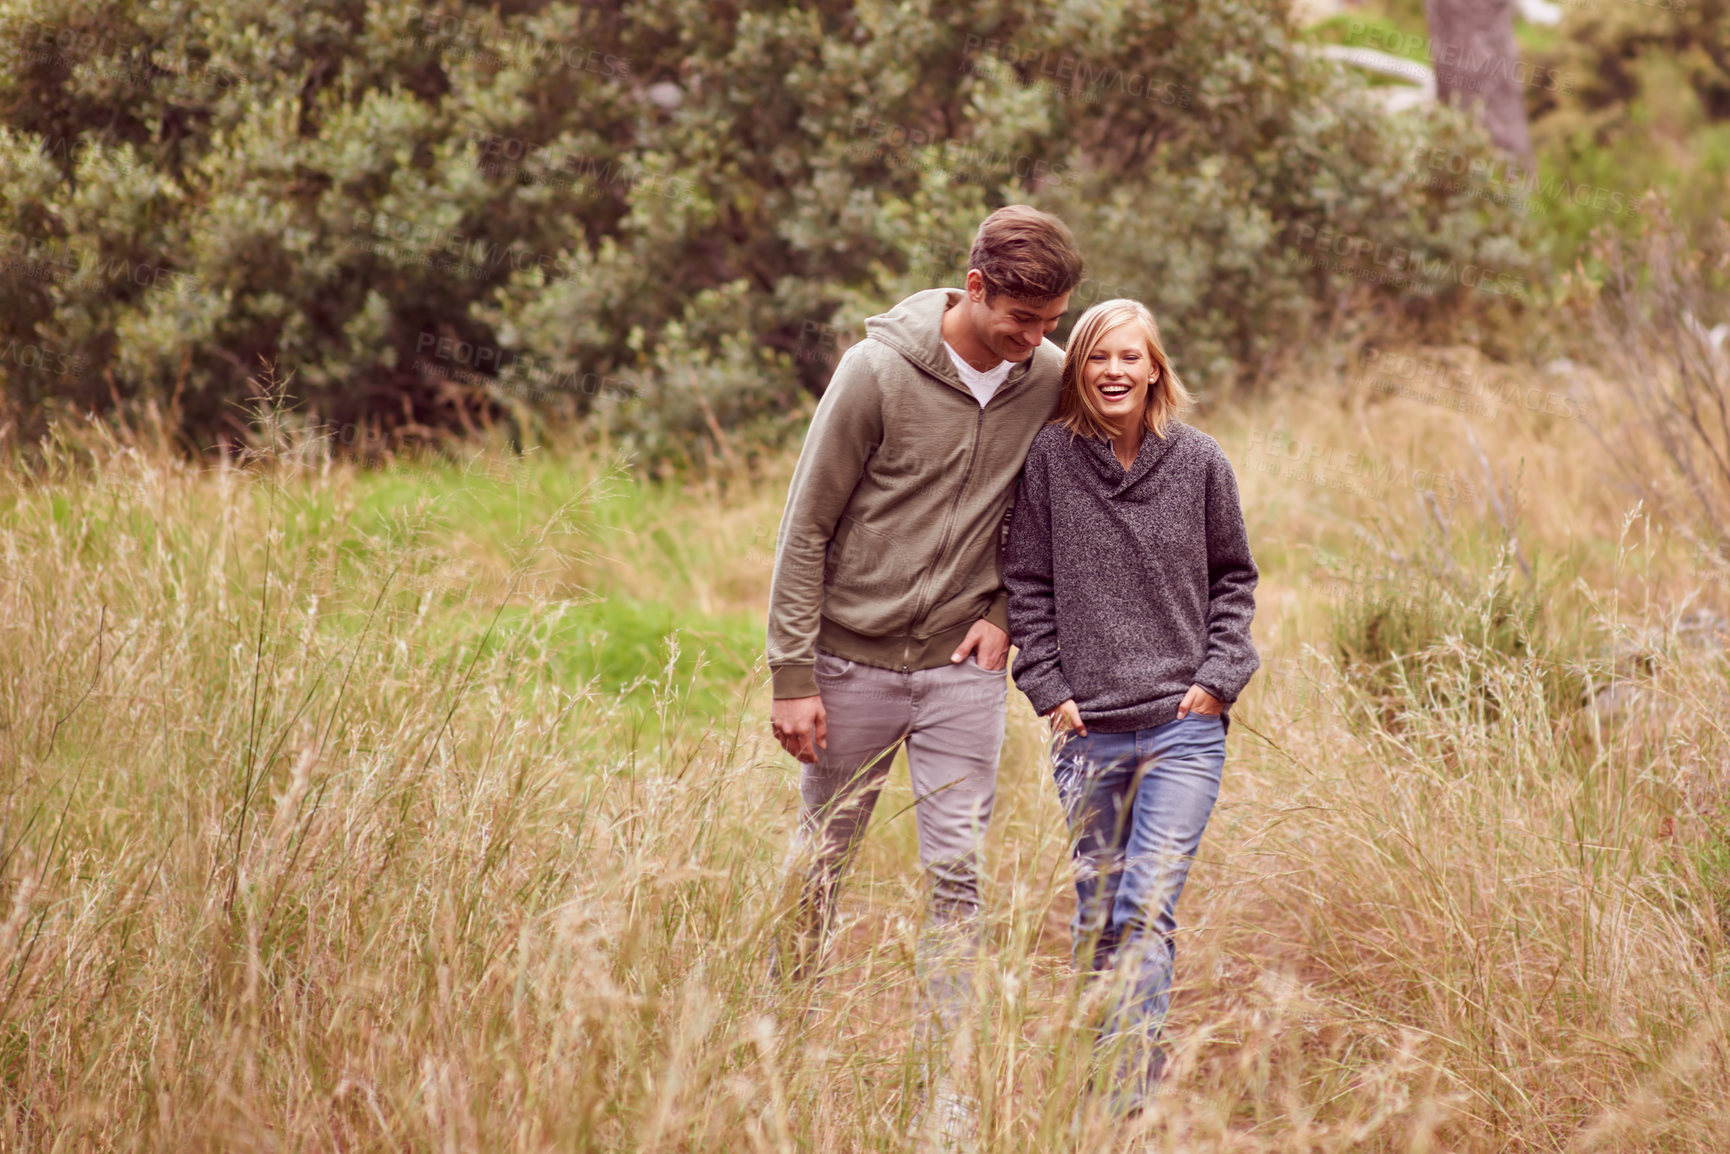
1082, 321, 1157, 431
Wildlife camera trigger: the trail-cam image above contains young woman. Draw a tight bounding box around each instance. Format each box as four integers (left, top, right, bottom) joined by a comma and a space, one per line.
1004, 298, 1259, 1111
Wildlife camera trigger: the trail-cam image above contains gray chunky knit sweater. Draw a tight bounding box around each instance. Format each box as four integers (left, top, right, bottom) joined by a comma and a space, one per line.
1004, 420, 1260, 732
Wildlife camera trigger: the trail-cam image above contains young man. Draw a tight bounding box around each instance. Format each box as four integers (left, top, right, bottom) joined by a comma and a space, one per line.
765, 206, 1083, 1032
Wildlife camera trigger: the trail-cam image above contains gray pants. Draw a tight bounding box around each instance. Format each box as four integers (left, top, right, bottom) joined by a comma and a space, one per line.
779, 649, 1006, 1036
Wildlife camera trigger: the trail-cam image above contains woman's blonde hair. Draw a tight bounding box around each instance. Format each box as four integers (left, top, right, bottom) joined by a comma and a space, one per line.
1055, 299, 1190, 440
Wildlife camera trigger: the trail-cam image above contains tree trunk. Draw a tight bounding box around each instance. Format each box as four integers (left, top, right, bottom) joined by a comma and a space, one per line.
1424, 0, 1533, 158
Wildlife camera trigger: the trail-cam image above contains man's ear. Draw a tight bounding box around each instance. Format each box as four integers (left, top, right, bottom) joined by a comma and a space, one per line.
964, 268, 988, 304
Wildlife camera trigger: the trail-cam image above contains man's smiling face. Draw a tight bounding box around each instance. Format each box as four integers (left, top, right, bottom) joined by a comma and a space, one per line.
967, 270, 1071, 364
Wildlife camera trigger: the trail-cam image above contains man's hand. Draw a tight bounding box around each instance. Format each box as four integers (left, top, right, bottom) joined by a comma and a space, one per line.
1048, 698, 1086, 737
950, 618, 1010, 671
771, 695, 827, 762
1175, 684, 1224, 718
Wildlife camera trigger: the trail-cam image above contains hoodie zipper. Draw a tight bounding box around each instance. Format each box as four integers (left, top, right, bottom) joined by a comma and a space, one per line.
875, 315, 1026, 668
902, 398, 989, 668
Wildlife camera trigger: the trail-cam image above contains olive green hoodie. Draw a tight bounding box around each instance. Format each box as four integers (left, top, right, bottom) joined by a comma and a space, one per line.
767, 287, 1063, 699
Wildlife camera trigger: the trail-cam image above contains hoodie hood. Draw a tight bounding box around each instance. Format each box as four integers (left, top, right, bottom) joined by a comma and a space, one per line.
863, 287, 1045, 398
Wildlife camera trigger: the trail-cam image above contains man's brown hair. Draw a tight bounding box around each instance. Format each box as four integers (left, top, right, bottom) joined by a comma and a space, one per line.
967, 205, 1084, 305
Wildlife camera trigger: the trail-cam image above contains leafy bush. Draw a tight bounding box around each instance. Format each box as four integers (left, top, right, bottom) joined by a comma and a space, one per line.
0, 0, 1529, 459
1528, 0, 1730, 261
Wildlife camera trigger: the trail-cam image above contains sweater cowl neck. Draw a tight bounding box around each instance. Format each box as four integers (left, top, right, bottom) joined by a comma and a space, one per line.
1076, 421, 1186, 494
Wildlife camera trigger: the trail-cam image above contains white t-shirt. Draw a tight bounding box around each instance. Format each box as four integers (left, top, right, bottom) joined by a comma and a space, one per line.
944, 341, 1012, 407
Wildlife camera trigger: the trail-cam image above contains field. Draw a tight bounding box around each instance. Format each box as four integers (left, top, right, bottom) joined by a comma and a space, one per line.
4, 347, 1730, 1152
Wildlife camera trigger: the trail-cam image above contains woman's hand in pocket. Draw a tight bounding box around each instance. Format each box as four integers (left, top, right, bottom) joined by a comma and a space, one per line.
1048, 699, 1086, 737
1176, 684, 1223, 718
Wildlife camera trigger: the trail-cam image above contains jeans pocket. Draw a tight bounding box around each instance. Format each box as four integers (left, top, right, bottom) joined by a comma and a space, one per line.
814, 651, 854, 680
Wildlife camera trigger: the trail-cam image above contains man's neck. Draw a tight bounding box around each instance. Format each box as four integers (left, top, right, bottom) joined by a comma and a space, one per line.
940, 300, 1003, 372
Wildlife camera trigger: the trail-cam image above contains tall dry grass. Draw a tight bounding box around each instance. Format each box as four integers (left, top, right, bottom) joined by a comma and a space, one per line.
2, 354, 1729, 1152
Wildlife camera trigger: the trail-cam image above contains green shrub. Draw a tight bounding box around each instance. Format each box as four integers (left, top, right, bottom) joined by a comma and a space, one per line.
0, 0, 1529, 460
1527, 0, 1730, 264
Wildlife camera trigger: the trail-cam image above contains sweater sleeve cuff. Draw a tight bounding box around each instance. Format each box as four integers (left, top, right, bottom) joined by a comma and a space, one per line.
1022, 678, 1075, 718
1193, 671, 1240, 704
772, 664, 820, 699
984, 591, 1010, 634
1196, 682, 1233, 706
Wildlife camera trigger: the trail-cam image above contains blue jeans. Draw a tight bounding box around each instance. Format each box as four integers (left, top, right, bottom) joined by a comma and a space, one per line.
1051, 715, 1226, 1102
